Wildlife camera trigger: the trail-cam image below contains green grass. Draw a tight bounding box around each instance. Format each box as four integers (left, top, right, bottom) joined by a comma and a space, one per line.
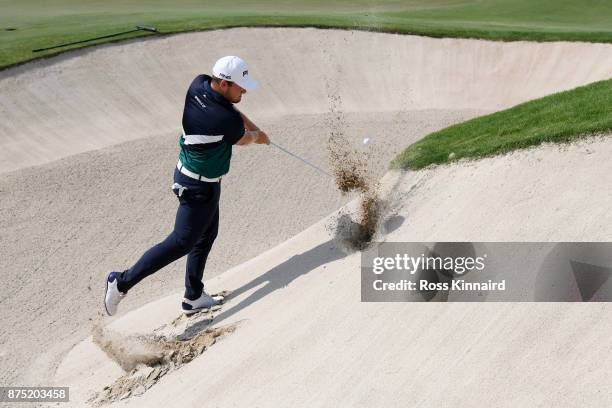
391, 79, 612, 170
4, 0, 612, 69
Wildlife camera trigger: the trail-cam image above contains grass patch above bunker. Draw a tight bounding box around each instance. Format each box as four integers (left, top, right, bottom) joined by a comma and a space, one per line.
392, 79, 612, 170
5, 0, 612, 68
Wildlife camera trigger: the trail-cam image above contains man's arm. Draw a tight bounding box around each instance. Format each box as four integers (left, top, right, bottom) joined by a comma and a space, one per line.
240, 111, 259, 132
236, 111, 270, 146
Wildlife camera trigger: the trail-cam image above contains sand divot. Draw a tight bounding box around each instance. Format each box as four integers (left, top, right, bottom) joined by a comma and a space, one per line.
89, 292, 234, 406
325, 92, 386, 252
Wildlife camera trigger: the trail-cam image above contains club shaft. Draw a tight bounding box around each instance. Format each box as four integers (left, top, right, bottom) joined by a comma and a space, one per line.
270, 142, 332, 178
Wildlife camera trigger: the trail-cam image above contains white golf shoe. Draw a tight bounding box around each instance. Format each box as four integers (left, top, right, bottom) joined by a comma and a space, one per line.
182, 292, 221, 315
104, 271, 126, 316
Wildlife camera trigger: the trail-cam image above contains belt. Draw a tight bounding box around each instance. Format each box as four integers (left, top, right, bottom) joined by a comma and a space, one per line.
176, 161, 221, 182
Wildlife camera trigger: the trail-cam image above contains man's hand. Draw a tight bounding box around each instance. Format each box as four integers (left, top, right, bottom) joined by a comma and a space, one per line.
235, 110, 269, 145
254, 130, 270, 145
236, 130, 270, 146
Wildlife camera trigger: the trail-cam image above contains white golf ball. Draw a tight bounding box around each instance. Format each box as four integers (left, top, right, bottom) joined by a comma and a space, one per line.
363, 138, 371, 145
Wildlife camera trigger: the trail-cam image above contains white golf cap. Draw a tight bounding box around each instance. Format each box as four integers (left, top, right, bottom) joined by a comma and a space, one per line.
212, 56, 257, 91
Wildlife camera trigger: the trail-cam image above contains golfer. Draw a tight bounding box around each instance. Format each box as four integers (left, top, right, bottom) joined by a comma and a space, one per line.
104, 56, 269, 316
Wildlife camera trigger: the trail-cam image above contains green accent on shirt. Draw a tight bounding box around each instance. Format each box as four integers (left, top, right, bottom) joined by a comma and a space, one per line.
178, 136, 232, 179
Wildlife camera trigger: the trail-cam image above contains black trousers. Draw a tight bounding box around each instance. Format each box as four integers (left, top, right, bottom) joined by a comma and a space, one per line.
117, 170, 220, 300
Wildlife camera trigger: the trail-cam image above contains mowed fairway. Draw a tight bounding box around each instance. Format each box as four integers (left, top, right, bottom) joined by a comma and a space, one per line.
3, 0, 612, 68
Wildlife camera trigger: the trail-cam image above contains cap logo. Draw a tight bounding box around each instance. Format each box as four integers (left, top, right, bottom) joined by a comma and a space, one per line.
243, 70, 248, 77
218, 72, 231, 80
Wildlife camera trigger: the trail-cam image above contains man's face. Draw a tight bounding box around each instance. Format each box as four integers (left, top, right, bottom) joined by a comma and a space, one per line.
221, 80, 246, 103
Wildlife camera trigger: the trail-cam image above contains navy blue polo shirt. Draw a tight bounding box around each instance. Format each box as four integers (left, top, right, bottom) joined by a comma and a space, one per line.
178, 74, 245, 179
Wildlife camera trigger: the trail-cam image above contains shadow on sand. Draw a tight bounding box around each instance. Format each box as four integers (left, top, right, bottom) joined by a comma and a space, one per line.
180, 239, 347, 336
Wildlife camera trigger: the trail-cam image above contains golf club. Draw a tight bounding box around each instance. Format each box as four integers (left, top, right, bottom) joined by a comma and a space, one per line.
270, 141, 333, 178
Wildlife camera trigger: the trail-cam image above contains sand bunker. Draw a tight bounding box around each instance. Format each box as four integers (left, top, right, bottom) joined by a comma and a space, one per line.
4, 28, 612, 175
4, 27, 612, 405
56, 134, 612, 407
